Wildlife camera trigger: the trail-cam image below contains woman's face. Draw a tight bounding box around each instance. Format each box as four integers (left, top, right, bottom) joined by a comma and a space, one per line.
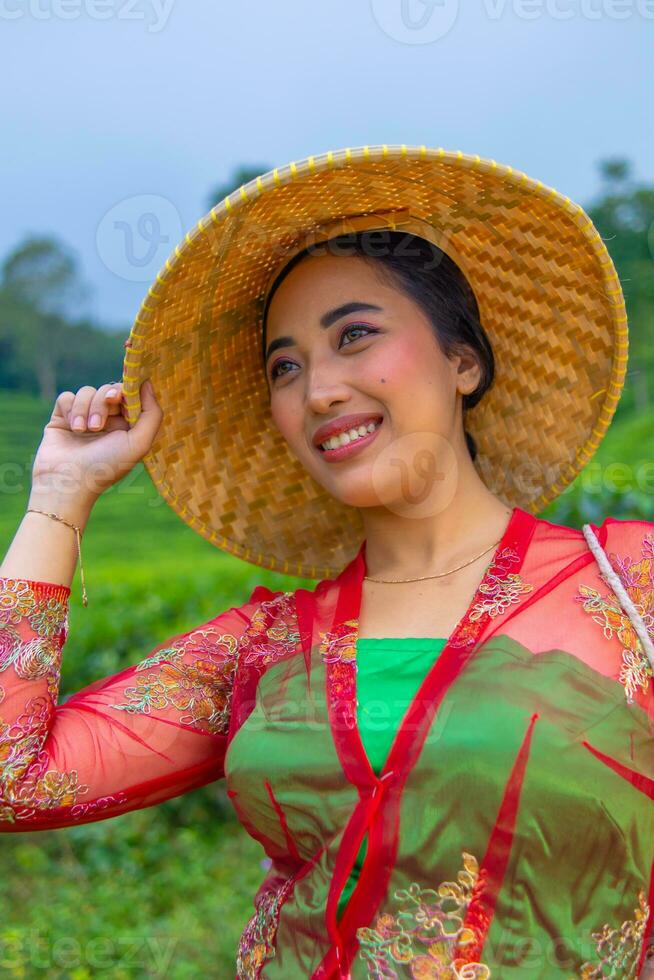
264, 251, 481, 513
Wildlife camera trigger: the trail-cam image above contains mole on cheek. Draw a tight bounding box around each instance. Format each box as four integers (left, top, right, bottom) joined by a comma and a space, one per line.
380, 378, 386, 383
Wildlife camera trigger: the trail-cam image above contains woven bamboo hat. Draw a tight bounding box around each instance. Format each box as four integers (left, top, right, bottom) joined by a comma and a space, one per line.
122, 144, 628, 581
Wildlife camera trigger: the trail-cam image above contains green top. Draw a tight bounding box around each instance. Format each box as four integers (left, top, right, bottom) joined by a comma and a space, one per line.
336, 636, 448, 921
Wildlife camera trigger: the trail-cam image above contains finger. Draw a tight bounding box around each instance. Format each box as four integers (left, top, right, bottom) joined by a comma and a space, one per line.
127, 379, 164, 457
96, 410, 130, 433
67, 386, 99, 432
52, 391, 76, 422
87, 382, 125, 430
104, 383, 126, 418
103, 381, 124, 403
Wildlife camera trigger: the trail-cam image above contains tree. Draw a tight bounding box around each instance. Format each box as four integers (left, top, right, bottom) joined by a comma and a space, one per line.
586, 158, 654, 414
0, 237, 90, 402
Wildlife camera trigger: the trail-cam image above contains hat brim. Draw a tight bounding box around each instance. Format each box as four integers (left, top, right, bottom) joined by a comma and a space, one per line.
123, 144, 628, 580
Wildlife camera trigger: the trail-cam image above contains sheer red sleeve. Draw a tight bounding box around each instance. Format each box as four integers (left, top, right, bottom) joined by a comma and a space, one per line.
0, 575, 263, 831
596, 515, 654, 729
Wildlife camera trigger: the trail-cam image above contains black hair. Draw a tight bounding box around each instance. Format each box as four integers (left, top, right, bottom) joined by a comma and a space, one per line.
260, 229, 495, 462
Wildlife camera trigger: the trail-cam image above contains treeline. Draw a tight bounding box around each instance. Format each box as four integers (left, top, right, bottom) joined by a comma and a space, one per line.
1, 159, 652, 415
0, 238, 125, 403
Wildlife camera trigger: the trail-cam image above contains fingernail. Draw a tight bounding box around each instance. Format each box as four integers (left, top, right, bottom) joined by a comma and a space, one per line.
73, 416, 85, 430
89, 414, 102, 428
106, 388, 117, 398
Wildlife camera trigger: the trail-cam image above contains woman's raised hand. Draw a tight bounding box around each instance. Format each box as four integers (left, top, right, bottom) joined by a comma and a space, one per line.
30, 380, 164, 508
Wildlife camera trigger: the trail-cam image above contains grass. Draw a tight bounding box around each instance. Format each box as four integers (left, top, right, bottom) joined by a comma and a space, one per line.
0, 387, 652, 976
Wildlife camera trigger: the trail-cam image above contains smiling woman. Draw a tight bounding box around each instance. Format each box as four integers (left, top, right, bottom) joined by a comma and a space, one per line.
2, 145, 653, 979
261, 229, 495, 466
259, 227, 507, 543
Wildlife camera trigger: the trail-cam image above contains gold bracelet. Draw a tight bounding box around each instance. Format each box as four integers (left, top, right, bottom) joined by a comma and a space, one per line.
26, 509, 88, 607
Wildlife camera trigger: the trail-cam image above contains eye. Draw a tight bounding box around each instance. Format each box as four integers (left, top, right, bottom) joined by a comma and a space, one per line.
269, 358, 295, 382
269, 324, 377, 382
339, 323, 376, 347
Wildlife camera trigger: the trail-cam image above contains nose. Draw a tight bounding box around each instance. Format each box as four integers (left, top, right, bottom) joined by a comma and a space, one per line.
307, 385, 351, 415
305, 361, 352, 415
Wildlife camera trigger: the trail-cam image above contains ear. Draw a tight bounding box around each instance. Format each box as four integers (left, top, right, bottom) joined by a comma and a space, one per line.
455, 348, 482, 395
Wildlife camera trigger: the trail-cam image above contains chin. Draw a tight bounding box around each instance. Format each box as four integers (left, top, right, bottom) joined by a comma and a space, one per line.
323, 476, 382, 510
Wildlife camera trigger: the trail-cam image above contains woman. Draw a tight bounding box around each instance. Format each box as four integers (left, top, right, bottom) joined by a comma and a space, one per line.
1, 145, 653, 979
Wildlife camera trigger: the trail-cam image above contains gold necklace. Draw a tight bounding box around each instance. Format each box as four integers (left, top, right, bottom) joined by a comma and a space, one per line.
363, 537, 503, 584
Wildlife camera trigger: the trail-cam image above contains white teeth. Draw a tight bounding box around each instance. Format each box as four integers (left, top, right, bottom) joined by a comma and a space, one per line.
320, 419, 381, 451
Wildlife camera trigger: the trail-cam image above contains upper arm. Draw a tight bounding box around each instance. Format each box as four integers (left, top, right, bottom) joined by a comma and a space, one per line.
0, 575, 267, 831
595, 516, 654, 726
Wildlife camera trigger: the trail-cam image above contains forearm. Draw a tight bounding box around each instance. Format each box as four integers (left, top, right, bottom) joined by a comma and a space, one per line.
0, 488, 96, 589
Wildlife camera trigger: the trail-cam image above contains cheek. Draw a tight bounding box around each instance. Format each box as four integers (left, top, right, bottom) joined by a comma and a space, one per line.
379, 345, 420, 379
371, 342, 441, 395
270, 395, 303, 448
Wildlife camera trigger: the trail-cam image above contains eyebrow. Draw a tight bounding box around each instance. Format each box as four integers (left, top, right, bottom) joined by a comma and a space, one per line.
264, 301, 384, 365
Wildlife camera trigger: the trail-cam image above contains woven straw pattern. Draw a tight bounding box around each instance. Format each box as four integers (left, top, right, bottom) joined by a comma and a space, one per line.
122, 145, 628, 580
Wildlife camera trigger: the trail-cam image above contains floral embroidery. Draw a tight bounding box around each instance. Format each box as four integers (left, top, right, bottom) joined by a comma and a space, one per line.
568, 889, 650, 979
469, 553, 534, 621
236, 874, 296, 978
0, 624, 19, 674
575, 531, 654, 702
320, 619, 358, 667
452, 546, 533, 649
109, 627, 241, 734
238, 592, 300, 667
0, 580, 84, 822
0, 577, 68, 639
0, 578, 35, 625
0, 688, 91, 822
320, 619, 358, 728
0, 625, 61, 702
356, 851, 491, 979
110, 593, 299, 731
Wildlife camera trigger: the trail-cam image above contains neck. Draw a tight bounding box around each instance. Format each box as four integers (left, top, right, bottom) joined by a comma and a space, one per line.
360, 457, 512, 580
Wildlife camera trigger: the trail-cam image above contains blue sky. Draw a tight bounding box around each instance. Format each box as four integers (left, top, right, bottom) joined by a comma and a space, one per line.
2, 0, 652, 330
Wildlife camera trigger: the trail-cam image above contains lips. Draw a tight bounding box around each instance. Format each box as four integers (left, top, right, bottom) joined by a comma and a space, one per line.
317, 416, 384, 461
312, 413, 384, 449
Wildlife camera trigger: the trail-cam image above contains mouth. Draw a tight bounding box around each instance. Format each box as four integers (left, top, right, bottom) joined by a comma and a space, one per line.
315, 416, 384, 461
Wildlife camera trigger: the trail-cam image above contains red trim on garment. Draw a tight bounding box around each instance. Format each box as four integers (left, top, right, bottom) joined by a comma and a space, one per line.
456, 711, 540, 964
295, 575, 337, 697
226, 788, 289, 860
313, 506, 538, 978
582, 741, 654, 799
315, 541, 377, 974
1, 577, 72, 602
264, 779, 302, 862
320, 792, 380, 975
